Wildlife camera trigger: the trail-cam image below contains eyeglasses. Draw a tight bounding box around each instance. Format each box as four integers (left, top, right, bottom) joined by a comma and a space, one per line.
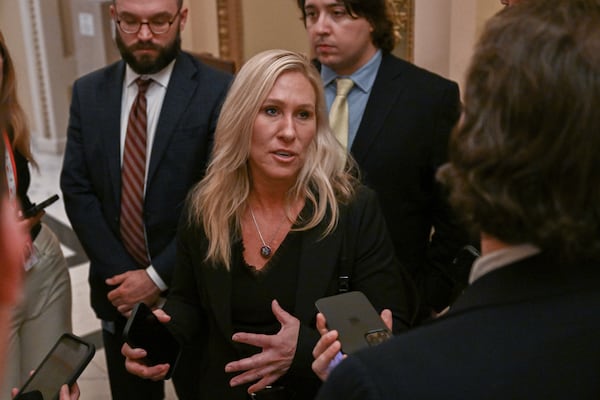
116, 9, 181, 35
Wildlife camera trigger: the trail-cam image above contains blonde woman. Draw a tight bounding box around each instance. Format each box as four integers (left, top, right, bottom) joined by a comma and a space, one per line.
123, 49, 415, 399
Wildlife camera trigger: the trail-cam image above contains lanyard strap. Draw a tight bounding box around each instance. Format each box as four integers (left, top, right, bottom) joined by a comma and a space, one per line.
3, 130, 18, 200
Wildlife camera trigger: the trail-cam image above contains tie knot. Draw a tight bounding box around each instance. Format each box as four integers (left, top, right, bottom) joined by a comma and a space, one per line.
335, 78, 354, 97
136, 78, 152, 95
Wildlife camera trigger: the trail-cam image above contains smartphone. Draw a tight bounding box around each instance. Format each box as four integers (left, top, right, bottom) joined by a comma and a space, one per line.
23, 194, 59, 218
15, 333, 95, 400
123, 302, 181, 379
315, 291, 392, 354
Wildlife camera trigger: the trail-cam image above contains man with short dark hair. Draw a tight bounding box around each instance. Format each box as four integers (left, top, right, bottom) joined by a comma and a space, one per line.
316, 0, 600, 397
60, 0, 231, 398
297, 0, 471, 320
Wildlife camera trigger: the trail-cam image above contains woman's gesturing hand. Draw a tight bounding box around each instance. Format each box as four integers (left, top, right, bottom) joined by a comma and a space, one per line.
226, 299, 300, 394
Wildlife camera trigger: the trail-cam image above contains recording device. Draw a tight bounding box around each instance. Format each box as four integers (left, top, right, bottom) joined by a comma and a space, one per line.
123, 302, 181, 379
315, 291, 392, 354
23, 194, 59, 218
15, 333, 95, 400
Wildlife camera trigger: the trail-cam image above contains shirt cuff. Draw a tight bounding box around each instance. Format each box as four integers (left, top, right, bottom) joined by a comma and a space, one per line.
327, 351, 345, 375
146, 265, 168, 292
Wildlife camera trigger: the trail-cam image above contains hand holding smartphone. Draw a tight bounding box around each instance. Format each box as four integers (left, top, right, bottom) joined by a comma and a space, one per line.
23, 194, 59, 218
123, 302, 181, 379
15, 333, 95, 400
315, 291, 392, 354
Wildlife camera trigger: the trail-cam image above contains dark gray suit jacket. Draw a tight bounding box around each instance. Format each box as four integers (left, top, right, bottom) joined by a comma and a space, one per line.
318, 252, 600, 399
60, 51, 231, 320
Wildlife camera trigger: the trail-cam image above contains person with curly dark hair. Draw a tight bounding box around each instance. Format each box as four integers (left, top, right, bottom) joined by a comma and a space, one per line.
315, 0, 600, 398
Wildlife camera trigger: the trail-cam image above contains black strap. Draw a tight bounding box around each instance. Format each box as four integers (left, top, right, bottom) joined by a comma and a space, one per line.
338, 207, 353, 293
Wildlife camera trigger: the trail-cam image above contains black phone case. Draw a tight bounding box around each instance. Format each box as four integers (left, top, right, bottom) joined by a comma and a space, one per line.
23, 194, 59, 218
123, 302, 181, 379
16, 333, 95, 400
315, 291, 391, 354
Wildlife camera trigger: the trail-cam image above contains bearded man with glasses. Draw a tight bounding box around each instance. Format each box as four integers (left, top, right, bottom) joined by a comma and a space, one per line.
60, 0, 232, 398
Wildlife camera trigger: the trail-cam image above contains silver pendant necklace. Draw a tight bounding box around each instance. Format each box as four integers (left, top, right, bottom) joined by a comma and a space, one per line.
249, 206, 287, 259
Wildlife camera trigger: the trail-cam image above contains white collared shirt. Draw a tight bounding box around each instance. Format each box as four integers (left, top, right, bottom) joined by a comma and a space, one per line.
469, 243, 541, 284
119, 60, 176, 184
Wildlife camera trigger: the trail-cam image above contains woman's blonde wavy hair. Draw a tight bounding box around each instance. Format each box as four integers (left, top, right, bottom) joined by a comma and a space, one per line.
187, 49, 358, 269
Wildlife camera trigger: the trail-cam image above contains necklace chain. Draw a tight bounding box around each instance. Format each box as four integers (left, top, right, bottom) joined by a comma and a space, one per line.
249, 206, 287, 259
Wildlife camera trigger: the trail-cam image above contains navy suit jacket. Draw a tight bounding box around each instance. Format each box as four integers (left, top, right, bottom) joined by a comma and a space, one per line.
318, 252, 600, 399
347, 53, 468, 312
163, 186, 414, 399
60, 51, 231, 320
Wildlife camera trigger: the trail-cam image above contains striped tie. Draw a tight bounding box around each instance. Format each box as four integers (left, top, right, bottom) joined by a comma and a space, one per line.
120, 78, 152, 267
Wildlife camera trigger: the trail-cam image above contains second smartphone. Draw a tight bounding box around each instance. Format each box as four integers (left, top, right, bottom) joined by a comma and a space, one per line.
316, 291, 392, 354
123, 302, 181, 379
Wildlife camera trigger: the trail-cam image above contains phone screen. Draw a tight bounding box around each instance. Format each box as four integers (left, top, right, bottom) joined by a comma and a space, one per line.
18, 334, 94, 400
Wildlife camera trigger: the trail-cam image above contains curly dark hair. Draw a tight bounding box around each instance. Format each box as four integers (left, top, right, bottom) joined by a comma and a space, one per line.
296, 0, 396, 53
437, 0, 600, 262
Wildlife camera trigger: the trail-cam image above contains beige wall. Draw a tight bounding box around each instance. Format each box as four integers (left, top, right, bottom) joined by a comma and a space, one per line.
2, 0, 78, 152
182, 0, 219, 56
416, 0, 503, 93
184, 0, 309, 67
236, 0, 502, 89
241, 0, 309, 61
2, 0, 503, 154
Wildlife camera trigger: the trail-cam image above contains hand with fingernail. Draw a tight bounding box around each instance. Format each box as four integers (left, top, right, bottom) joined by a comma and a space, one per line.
225, 299, 299, 394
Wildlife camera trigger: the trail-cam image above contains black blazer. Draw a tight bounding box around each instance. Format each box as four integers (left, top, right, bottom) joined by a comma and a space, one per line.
60, 52, 231, 320
345, 53, 468, 312
163, 186, 414, 399
317, 252, 600, 399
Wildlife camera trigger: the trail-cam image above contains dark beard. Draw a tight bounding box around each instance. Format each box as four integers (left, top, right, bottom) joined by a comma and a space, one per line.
115, 28, 181, 75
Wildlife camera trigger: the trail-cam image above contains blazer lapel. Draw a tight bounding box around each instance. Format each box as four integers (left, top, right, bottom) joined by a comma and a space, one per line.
203, 261, 234, 339
351, 55, 407, 164
147, 52, 199, 184
104, 61, 126, 205
294, 219, 344, 323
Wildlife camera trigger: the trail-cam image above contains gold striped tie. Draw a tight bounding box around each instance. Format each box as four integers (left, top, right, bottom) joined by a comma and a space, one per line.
329, 78, 354, 148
